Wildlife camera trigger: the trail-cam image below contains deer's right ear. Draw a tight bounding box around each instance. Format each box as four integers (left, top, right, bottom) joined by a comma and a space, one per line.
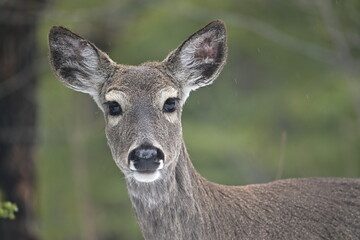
164, 20, 227, 99
48, 26, 114, 97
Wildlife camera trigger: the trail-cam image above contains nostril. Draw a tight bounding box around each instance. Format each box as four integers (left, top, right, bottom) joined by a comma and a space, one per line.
156, 149, 165, 162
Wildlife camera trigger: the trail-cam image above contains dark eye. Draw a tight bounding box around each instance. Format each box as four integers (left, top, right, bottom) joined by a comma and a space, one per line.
163, 98, 178, 113
106, 101, 122, 116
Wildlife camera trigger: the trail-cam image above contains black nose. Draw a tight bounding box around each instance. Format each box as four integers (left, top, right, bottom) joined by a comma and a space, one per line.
128, 144, 164, 173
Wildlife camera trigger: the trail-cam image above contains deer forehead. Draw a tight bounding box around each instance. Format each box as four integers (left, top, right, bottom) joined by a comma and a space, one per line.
103, 66, 179, 110
104, 87, 178, 106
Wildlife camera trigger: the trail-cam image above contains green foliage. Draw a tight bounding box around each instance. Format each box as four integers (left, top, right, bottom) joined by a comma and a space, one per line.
0, 201, 18, 220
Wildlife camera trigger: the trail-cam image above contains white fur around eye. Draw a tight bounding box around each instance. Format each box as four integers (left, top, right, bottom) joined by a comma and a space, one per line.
158, 87, 179, 123
105, 90, 127, 125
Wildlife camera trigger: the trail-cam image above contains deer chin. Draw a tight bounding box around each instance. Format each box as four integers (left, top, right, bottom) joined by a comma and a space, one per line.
130, 160, 164, 183
133, 170, 161, 183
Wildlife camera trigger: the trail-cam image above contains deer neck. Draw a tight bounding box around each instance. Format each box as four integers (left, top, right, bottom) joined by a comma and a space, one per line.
126, 141, 206, 239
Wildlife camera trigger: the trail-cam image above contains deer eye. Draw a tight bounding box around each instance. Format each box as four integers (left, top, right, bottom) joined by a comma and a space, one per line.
106, 101, 122, 116
163, 98, 178, 113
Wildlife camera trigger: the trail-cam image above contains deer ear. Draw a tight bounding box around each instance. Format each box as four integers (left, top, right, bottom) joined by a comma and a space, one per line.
48, 26, 114, 97
164, 20, 227, 97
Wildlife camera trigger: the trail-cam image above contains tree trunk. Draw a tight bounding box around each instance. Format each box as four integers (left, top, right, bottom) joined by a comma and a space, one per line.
0, 1, 46, 239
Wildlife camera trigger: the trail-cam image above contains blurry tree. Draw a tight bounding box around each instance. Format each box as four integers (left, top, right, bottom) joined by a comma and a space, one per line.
0, 0, 47, 239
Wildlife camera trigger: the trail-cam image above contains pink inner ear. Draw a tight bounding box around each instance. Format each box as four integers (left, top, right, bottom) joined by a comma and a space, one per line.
195, 37, 219, 64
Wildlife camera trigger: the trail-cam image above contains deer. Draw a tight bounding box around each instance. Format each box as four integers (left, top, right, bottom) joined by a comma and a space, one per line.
48, 20, 360, 240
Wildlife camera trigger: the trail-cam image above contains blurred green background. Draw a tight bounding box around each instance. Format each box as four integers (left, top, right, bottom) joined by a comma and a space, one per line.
34, 0, 360, 239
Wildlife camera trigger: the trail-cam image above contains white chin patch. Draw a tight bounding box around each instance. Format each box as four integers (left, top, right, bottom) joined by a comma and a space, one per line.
131, 160, 164, 183
133, 171, 161, 183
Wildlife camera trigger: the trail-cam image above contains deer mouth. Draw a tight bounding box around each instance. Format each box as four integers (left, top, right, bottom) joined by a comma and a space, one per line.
128, 160, 164, 183
127, 144, 165, 182
129, 159, 164, 173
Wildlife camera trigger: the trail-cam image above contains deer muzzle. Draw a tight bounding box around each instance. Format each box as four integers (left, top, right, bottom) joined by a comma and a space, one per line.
128, 143, 165, 174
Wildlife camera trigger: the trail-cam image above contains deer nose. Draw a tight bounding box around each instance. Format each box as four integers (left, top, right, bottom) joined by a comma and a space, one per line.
128, 144, 164, 173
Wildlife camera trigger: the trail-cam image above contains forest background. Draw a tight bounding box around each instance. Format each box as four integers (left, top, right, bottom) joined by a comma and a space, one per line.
0, 0, 359, 239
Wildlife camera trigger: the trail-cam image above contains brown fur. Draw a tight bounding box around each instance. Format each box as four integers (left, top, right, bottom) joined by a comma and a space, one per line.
49, 20, 360, 239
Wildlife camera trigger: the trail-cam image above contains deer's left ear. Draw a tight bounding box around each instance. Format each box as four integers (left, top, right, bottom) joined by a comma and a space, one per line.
164, 20, 227, 97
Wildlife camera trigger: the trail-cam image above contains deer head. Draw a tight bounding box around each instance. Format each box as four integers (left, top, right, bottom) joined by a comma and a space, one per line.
48, 20, 227, 183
